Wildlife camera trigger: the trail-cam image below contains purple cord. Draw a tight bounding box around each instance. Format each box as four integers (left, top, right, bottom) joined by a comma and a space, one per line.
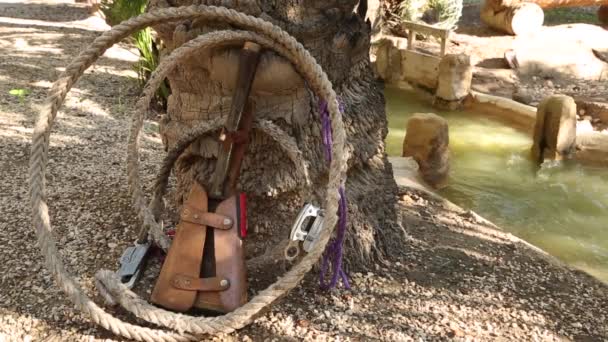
318, 100, 350, 290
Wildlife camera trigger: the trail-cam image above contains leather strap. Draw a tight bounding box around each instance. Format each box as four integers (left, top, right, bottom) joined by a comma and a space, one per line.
150, 182, 209, 311
171, 274, 230, 292
180, 204, 233, 230
195, 195, 247, 312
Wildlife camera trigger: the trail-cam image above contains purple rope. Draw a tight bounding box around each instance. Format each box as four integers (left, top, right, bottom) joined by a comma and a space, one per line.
318, 100, 350, 290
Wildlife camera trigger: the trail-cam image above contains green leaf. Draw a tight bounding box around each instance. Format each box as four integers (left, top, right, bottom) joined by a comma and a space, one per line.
9, 88, 30, 97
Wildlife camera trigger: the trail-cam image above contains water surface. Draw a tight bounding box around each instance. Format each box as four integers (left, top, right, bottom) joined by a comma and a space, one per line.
385, 87, 608, 283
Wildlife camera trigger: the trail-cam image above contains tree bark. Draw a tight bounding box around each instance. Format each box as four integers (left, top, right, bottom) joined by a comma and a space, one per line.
147, 0, 404, 270
598, 5, 608, 24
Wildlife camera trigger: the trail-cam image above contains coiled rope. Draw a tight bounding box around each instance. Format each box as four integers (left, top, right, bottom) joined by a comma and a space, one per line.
29, 5, 346, 342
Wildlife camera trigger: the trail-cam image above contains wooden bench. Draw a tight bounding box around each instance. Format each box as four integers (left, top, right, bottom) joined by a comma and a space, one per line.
402, 21, 451, 57
399, 21, 452, 89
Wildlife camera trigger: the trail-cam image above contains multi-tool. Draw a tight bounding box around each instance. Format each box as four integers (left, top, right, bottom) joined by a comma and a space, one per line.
117, 240, 151, 289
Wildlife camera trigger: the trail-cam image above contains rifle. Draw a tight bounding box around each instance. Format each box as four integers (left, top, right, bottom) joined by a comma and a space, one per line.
150, 42, 261, 313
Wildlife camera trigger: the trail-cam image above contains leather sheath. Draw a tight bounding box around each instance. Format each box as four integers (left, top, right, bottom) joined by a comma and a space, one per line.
152, 42, 258, 313
150, 182, 210, 311
195, 195, 248, 313
150, 182, 247, 313
150, 182, 236, 312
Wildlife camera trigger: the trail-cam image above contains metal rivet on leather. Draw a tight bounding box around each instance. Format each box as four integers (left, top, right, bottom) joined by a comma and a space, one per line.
223, 218, 232, 226
220, 279, 229, 287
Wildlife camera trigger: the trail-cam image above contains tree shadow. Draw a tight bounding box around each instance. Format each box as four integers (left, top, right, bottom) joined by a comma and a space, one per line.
1, 7, 158, 339
0, 2, 91, 22
0, 19, 142, 129
393, 187, 608, 340
476, 57, 509, 69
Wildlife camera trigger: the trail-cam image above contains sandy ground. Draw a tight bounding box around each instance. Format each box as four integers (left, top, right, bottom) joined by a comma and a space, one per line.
1, 1, 608, 341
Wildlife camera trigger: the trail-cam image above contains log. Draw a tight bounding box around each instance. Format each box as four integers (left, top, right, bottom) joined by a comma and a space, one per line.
526, 0, 608, 9
481, 0, 544, 35
481, 0, 608, 35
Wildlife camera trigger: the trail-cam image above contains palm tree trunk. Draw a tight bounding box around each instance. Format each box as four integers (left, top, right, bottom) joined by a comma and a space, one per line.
148, 0, 404, 270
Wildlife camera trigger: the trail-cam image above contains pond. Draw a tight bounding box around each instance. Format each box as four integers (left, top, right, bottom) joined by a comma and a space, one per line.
385, 86, 608, 283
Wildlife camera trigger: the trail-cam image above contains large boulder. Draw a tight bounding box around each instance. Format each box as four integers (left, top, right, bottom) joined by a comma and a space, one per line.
435, 53, 473, 109
508, 25, 608, 80
402, 113, 450, 189
532, 95, 577, 163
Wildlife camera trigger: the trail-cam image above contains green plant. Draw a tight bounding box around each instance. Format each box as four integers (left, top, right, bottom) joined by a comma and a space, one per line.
100, 0, 169, 109
544, 8, 600, 25
427, 0, 461, 28
392, 0, 463, 30
398, 0, 428, 23
9, 88, 30, 103
134, 26, 169, 104
100, 0, 146, 26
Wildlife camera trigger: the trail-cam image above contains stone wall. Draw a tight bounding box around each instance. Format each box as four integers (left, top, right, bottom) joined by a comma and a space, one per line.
371, 34, 472, 109
371, 36, 440, 90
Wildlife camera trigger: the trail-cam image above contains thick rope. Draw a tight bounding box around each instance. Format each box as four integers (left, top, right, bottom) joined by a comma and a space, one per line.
29, 6, 346, 342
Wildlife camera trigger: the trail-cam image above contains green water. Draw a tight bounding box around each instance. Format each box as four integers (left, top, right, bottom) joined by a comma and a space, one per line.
385, 87, 608, 283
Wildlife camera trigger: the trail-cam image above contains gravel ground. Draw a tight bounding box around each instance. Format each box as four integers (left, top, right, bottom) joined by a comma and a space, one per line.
1, 2, 608, 341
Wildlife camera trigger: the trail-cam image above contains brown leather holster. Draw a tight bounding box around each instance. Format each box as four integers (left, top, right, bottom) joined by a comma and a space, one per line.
150, 182, 247, 313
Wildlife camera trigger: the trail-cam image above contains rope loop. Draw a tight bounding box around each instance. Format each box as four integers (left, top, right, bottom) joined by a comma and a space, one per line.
29, 5, 347, 341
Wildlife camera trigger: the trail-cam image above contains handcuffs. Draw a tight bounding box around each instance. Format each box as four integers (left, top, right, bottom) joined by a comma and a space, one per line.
284, 203, 325, 261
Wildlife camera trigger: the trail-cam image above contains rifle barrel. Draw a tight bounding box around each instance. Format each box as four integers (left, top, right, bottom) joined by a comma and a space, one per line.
209, 42, 261, 198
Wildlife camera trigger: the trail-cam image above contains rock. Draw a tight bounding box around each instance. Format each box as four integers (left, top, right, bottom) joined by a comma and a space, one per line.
510, 26, 608, 80
447, 327, 465, 338
531, 95, 577, 163
371, 37, 405, 83
577, 120, 594, 134
512, 88, 534, 105
504, 50, 518, 69
574, 99, 608, 125
435, 53, 473, 103
402, 113, 450, 189
371, 40, 389, 80
366, 0, 383, 36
